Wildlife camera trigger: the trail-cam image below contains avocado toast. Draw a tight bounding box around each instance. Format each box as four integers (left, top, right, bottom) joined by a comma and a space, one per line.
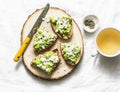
33, 27, 57, 53
60, 43, 81, 65
31, 49, 60, 74
50, 17, 72, 40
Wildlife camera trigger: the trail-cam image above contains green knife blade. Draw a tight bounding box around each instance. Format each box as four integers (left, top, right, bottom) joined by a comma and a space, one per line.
28, 3, 50, 38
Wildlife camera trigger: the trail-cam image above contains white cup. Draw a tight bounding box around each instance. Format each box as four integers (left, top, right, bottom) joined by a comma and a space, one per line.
96, 28, 120, 57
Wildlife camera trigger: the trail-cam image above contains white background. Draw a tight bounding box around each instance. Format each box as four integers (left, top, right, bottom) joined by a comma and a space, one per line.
0, 0, 120, 92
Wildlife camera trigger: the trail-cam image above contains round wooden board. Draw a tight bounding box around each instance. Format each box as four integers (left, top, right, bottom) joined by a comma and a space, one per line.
22, 7, 84, 80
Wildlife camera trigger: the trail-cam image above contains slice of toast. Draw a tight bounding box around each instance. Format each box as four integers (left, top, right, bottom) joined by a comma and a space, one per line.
50, 17, 72, 40
33, 28, 57, 53
60, 43, 81, 66
31, 49, 60, 74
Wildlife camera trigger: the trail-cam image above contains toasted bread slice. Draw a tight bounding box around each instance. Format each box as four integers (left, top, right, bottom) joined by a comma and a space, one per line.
60, 43, 81, 66
33, 28, 57, 53
50, 17, 72, 40
31, 49, 60, 74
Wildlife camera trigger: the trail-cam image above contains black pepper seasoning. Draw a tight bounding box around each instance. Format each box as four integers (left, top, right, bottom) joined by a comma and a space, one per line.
84, 19, 95, 29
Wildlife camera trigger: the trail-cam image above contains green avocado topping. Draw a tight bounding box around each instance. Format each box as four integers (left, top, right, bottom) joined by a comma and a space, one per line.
61, 43, 81, 63
33, 28, 56, 52
31, 51, 59, 74
50, 17, 72, 37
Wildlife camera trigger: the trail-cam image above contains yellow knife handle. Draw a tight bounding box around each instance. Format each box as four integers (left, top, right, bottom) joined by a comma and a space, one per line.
14, 37, 31, 62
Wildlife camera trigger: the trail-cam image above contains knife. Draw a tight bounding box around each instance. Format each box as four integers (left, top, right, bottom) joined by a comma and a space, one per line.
13, 3, 50, 62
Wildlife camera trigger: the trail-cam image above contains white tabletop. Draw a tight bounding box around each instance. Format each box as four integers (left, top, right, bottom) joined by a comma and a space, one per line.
0, 0, 120, 92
